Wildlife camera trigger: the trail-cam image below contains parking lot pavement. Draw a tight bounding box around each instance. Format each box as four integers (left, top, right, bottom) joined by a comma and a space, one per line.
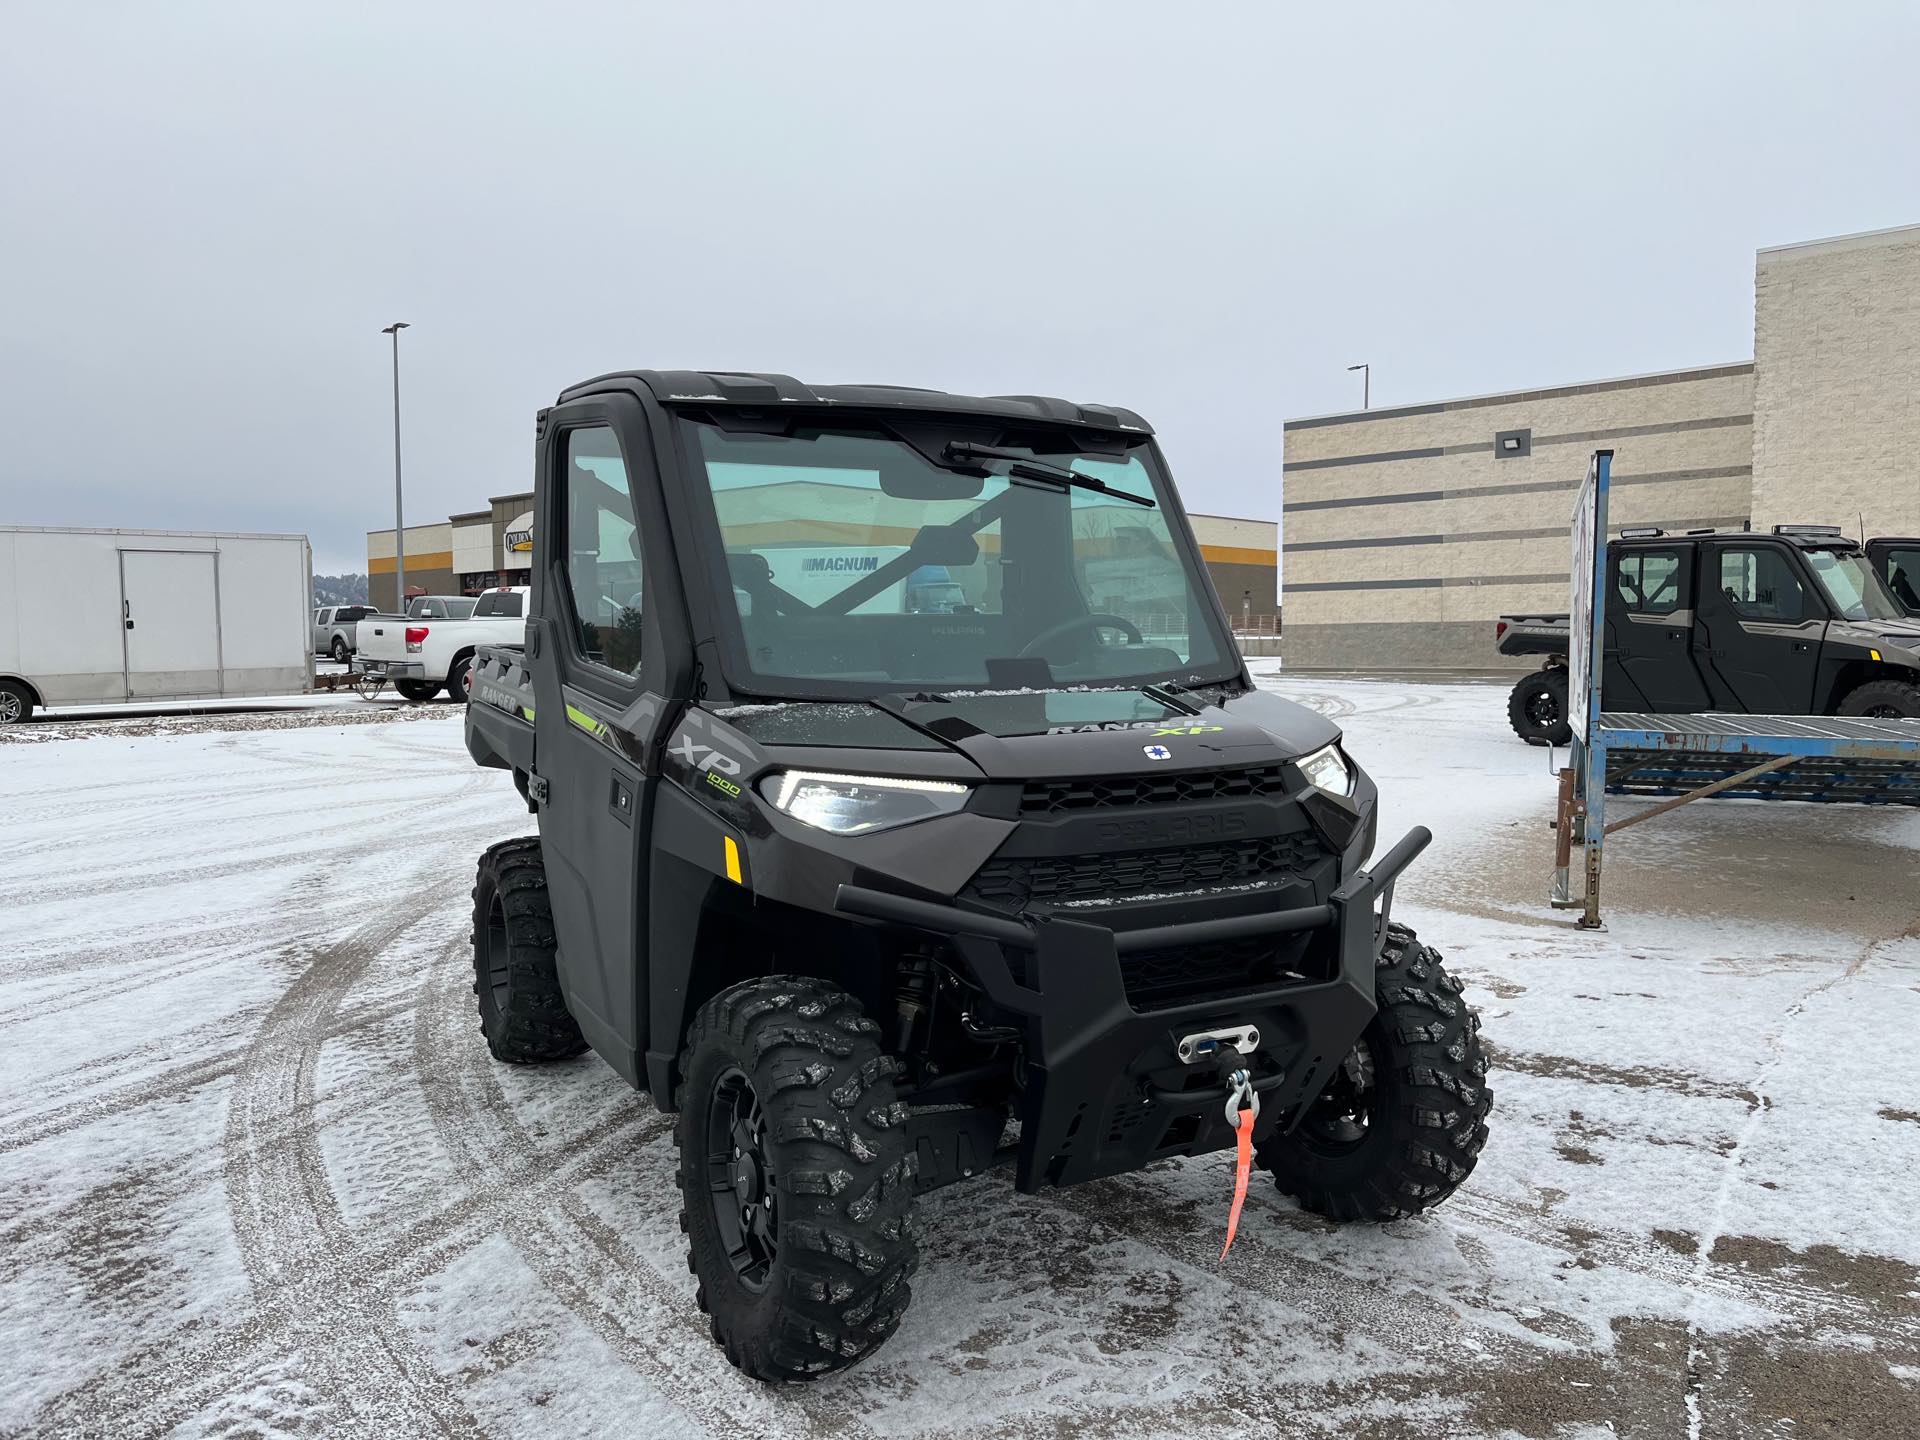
3, 682, 1916, 1438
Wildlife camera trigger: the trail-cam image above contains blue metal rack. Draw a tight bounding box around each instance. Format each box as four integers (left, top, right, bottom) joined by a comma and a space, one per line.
1549, 450, 1920, 927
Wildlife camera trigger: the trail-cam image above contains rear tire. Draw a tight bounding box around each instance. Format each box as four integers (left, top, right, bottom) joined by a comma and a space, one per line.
331, 635, 351, 663
471, 838, 588, 1064
676, 976, 919, 1382
0, 680, 33, 725
1255, 923, 1490, 1222
394, 678, 442, 702
447, 654, 474, 702
1507, 668, 1571, 746
1836, 678, 1920, 719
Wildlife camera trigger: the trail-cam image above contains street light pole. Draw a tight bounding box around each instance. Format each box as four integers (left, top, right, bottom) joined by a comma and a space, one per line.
381, 322, 411, 610
1347, 362, 1370, 409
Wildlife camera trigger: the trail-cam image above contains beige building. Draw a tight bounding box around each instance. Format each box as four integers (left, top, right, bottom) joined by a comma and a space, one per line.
372, 497, 1277, 627
1282, 222, 1920, 670
368, 491, 534, 612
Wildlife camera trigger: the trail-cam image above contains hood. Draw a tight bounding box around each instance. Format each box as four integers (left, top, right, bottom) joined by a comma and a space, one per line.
711, 686, 1341, 782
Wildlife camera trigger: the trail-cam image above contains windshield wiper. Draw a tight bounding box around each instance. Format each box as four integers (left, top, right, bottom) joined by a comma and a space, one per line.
943, 441, 1154, 508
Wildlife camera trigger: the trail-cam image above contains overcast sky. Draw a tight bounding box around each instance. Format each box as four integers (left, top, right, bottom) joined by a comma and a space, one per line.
3, 3, 1917, 574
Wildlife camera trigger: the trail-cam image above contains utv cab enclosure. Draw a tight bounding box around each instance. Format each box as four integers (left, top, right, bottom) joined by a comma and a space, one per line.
1504, 525, 1920, 745
463, 370, 1490, 1380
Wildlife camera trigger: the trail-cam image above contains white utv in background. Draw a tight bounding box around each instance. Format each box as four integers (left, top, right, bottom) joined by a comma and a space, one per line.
355, 586, 528, 701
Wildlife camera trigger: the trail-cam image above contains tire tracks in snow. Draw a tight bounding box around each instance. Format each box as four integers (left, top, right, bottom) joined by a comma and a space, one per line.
410, 930, 869, 1440
26, 853, 642, 1438
214, 875, 488, 1438
1678, 947, 1877, 1440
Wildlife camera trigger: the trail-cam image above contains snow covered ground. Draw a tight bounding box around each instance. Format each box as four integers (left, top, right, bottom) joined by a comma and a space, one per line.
3, 676, 1917, 1439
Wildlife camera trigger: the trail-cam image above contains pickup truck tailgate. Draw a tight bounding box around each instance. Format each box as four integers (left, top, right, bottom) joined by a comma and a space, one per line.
355, 616, 413, 662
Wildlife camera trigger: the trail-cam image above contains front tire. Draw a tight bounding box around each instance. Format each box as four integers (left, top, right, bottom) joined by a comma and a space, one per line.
1836, 678, 1920, 719
394, 678, 442, 702
1256, 923, 1490, 1222
676, 977, 919, 1382
1507, 668, 1571, 746
470, 838, 588, 1064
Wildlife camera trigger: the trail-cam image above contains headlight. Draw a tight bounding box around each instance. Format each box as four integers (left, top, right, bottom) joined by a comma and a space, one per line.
1296, 743, 1354, 796
761, 770, 970, 835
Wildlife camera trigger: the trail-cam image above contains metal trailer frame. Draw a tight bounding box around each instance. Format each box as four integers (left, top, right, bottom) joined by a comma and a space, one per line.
1549, 449, 1920, 928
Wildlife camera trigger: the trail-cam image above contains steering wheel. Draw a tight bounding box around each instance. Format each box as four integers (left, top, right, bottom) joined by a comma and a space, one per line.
1017, 612, 1144, 658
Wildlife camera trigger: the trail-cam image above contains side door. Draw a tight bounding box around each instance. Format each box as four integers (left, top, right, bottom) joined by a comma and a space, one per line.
121, 550, 221, 698
312, 608, 330, 652
1694, 541, 1824, 713
1871, 541, 1920, 616
1605, 544, 1712, 711
527, 413, 670, 1085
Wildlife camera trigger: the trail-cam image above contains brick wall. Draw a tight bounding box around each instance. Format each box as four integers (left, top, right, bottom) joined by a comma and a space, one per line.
1751, 224, 1920, 539
1281, 366, 1756, 669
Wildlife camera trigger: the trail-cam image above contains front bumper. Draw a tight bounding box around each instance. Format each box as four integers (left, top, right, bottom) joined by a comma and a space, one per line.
836, 826, 1430, 1192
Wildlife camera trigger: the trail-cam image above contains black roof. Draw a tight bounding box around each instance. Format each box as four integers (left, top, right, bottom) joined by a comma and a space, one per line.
555, 369, 1154, 436
1614, 526, 1860, 551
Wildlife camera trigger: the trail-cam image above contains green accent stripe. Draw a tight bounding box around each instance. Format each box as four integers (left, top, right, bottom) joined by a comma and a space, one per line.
564, 703, 609, 739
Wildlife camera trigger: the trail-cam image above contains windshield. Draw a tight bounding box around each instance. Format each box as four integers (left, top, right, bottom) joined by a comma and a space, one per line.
678, 418, 1236, 697
1805, 549, 1906, 622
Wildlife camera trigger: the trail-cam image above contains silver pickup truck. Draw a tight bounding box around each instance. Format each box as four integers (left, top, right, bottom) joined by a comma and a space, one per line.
312, 605, 375, 662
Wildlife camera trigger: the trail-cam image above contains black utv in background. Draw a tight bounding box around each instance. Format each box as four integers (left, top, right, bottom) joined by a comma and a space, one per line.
463, 369, 1490, 1380
1498, 525, 1920, 745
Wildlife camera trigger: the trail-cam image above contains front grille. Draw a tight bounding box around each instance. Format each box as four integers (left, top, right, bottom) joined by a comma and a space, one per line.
1121, 935, 1320, 1011
1019, 765, 1291, 816
962, 831, 1326, 909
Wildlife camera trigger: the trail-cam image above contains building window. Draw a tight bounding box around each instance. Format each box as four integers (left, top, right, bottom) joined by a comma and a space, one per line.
1494, 428, 1531, 459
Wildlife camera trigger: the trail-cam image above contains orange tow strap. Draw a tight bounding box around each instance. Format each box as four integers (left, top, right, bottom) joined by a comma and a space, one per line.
1219, 1103, 1255, 1262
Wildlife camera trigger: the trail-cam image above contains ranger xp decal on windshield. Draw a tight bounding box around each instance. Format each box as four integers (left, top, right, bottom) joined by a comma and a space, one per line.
1046, 722, 1227, 735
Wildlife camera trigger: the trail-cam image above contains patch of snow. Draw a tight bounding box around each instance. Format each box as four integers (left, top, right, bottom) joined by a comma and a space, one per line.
4, 678, 1916, 1436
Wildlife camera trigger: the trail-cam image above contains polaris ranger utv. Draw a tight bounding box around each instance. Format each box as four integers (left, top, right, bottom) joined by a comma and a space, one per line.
1498, 524, 1920, 745
463, 370, 1490, 1380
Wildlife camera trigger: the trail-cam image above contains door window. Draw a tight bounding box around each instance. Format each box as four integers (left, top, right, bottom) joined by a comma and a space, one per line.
1616, 548, 1684, 615
562, 427, 644, 677
1717, 547, 1806, 622
1882, 548, 1920, 611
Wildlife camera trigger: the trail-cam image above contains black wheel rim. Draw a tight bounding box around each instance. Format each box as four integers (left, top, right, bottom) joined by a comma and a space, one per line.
1525, 687, 1561, 727
1301, 1037, 1379, 1153
484, 892, 512, 1015
705, 1067, 778, 1291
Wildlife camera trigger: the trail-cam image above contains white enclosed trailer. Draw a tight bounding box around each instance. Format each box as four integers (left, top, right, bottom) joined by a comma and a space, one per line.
0, 525, 313, 721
